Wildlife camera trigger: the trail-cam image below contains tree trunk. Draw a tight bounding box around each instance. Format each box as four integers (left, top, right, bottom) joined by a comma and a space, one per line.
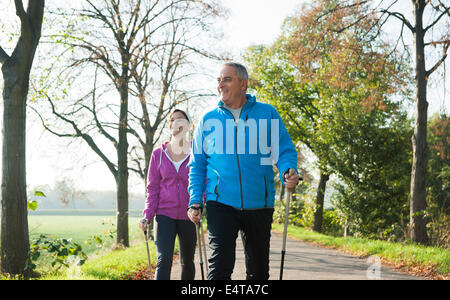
1, 71, 30, 275
116, 81, 129, 247
0, 0, 45, 275
409, 0, 428, 244
313, 172, 329, 233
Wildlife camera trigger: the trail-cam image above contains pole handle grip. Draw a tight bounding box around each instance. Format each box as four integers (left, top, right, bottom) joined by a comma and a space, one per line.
287, 169, 296, 193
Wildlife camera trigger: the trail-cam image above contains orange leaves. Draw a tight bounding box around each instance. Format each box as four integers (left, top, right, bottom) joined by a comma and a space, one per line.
281, 0, 411, 116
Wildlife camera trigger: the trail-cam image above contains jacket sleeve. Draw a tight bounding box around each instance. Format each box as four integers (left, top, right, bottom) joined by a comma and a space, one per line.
143, 149, 161, 220
272, 107, 298, 184
188, 118, 207, 207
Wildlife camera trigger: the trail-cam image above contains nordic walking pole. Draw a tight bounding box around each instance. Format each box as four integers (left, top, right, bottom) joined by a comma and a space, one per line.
199, 219, 208, 270
141, 220, 153, 280
280, 169, 296, 280
144, 230, 153, 280
192, 207, 205, 280
195, 221, 205, 280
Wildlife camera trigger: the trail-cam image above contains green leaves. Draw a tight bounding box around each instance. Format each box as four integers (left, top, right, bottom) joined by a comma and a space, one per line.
33, 190, 46, 197
85, 218, 117, 249
27, 200, 38, 211
26, 234, 87, 272
27, 189, 46, 211
246, 0, 414, 240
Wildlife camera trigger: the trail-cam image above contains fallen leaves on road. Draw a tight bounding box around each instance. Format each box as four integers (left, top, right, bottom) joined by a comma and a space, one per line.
383, 259, 449, 280
123, 267, 154, 280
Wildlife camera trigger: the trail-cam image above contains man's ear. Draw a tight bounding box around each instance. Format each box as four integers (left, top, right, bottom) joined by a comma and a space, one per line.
241, 79, 248, 91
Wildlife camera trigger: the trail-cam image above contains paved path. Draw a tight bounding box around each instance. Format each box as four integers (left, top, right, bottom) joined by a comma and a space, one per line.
171, 231, 423, 280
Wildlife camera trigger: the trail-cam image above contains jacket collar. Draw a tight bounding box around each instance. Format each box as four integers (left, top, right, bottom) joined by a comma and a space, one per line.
160, 140, 191, 163
161, 141, 170, 152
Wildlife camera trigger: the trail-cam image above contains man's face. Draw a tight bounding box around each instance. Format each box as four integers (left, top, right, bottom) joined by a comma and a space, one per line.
217, 65, 247, 105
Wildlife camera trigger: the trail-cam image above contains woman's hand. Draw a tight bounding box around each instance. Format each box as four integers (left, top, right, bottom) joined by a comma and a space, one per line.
139, 218, 150, 232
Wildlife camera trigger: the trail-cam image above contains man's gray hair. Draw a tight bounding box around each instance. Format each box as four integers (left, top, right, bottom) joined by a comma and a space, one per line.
223, 62, 249, 81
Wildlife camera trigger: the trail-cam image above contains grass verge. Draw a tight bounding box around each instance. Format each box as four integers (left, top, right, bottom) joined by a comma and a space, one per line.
272, 223, 449, 279
37, 241, 156, 280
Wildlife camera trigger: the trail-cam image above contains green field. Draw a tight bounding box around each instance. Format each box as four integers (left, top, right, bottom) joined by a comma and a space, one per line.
28, 210, 143, 256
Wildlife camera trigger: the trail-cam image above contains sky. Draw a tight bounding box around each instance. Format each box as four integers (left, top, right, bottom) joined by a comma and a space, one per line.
0, 0, 448, 195
25, 0, 308, 193
218, 0, 304, 53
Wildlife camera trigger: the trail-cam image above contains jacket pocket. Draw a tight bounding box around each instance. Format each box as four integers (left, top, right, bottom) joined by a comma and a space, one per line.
212, 168, 220, 201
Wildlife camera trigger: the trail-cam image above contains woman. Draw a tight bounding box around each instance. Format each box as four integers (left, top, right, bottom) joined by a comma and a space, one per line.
139, 108, 195, 280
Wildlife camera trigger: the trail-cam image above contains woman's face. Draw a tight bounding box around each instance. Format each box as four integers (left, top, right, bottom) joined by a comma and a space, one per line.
169, 111, 190, 137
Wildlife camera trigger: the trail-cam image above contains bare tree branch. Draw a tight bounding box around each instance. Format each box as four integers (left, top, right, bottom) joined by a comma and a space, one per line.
379, 9, 415, 32
424, 4, 450, 32
426, 40, 450, 77
90, 66, 119, 148
29, 105, 74, 138
35, 0, 225, 196
42, 94, 119, 179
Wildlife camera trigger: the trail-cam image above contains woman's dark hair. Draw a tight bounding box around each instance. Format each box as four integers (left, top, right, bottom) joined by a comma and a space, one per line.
169, 109, 190, 123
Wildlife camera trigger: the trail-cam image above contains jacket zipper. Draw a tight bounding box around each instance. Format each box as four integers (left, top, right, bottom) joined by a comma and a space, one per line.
163, 147, 188, 218
222, 107, 244, 210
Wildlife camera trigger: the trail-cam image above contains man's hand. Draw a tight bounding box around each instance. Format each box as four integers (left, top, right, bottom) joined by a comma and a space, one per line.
187, 204, 202, 224
284, 169, 299, 190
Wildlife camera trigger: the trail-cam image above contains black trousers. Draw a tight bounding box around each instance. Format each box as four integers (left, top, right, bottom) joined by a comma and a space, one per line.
206, 201, 274, 280
154, 214, 196, 280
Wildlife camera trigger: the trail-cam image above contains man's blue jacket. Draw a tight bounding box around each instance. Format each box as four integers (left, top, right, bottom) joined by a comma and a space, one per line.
188, 94, 298, 210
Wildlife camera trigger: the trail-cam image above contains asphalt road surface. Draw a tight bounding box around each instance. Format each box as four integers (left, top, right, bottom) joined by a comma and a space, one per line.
171, 231, 423, 280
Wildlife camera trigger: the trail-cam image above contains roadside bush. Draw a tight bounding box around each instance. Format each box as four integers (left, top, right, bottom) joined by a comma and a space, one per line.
274, 190, 343, 237
26, 234, 87, 272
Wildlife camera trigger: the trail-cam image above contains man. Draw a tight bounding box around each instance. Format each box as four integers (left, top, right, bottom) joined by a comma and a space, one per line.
187, 62, 299, 280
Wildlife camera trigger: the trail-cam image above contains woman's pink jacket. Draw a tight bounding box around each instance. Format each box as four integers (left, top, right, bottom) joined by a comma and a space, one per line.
143, 141, 191, 221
